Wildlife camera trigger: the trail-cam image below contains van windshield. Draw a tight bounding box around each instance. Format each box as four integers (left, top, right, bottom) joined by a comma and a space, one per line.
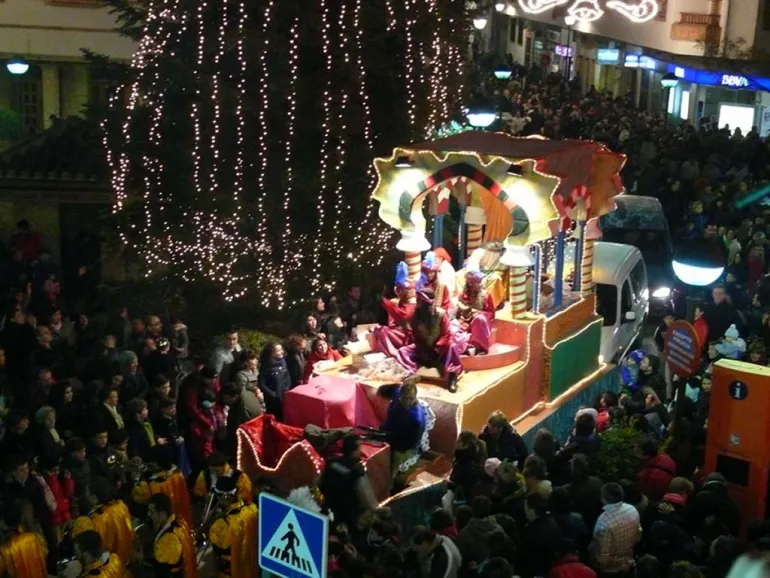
602, 228, 669, 265
595, 283, 618, 326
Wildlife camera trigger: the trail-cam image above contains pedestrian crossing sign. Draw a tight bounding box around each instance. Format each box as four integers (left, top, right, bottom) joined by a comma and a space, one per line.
259, 492, 329, 578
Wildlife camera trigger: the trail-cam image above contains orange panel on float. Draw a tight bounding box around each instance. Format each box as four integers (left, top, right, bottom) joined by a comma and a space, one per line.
705, 359, 770, 529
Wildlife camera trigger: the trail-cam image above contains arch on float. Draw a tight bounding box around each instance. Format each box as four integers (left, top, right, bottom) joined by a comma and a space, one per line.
397, 162, 530, 237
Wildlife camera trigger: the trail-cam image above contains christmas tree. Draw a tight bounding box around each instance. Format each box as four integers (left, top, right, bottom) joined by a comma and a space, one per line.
93, 0, 469, 308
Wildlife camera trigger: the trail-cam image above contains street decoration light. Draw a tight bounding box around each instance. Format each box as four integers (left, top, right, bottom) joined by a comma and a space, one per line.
6, 56, 29, 75
517, 0, 659, 23
473, 16, 489, 29
466, 93, 497, 129
672, 238, 725, 287
495, 1, 506, 11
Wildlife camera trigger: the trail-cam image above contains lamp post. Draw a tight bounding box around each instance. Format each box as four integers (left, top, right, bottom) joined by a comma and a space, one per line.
661, 72, 679, 127
564, 15, 576, 87
6, 56, 29, 75
466, 93, 497, 129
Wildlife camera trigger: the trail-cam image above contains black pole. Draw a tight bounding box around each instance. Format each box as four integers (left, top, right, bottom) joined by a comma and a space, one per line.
565, 27, 573, 88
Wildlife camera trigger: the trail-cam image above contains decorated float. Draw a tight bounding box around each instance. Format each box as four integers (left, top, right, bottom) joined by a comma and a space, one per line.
237, 132, 626, 502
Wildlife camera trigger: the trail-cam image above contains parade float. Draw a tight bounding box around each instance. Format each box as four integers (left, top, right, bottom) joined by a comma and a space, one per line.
237, 132, 626, 500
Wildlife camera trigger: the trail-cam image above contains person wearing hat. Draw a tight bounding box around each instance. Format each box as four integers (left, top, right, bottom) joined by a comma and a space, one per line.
434, 248, 457, 301
715, 324, 746, 360
417, 251, 451, 312
457, 268, 495, 355
132, 445, 193, 528
395, 290, 463, 393
373, 261, 417, 359
685, 472, 741, 536
207, 475, 258, 578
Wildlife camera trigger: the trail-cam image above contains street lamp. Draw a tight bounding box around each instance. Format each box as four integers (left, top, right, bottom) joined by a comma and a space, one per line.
564, 16, 576, 87
495, 1, 506, 11
661, 72, 679, 126
466, 93, 497, 129
494, 63, 512, 80
672, 238, 724, 288
473, 16, 488, 30
6, 56, 29, 75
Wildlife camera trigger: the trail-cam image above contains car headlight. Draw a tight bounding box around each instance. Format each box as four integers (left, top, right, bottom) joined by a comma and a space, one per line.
652, 286, 671, 299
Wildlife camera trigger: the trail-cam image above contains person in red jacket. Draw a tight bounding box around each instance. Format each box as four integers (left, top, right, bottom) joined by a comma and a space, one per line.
635, 436, 677, 502
548, 539, 597, 578
302, 335, 343, 383
39, 455, 75, 544
693, 304, 709, 356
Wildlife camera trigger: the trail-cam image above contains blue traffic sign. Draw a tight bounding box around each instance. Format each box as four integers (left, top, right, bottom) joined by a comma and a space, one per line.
259, 493, 329, 578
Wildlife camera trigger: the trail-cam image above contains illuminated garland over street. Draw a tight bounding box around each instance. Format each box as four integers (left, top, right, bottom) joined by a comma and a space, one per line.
105, 0, 468, 307
517, 0, 659, 23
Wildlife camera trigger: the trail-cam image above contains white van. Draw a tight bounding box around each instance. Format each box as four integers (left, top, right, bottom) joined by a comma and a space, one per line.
593, 242, 649, 364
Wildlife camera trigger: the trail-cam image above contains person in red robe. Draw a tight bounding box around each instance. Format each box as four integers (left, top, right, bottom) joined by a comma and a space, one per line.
373, 262, 416, 358
395, 290, 462, 393
416, 251, 451, 312
457, 270, 496, 354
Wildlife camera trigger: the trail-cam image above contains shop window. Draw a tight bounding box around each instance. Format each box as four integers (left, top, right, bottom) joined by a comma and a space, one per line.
10, 70, 43, 136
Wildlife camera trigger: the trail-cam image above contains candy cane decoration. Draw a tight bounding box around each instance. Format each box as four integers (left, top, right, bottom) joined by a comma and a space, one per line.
510, 266, 529, 318
581, 217, 602, 294
405, 251, 422, 282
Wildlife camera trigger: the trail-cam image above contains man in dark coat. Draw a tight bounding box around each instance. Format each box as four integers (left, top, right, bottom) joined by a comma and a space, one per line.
686, 472, 741, 536
479, 410, 529, 465
220, 383, 263, 460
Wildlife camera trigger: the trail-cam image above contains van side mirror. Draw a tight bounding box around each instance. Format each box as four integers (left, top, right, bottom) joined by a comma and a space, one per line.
624, 311, 636, 322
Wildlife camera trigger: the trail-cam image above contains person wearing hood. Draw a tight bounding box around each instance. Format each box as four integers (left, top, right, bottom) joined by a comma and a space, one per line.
715, 324, 746, 360
685, 472, 741, 536
635, 437, 676, 502
620, 349, 646, 393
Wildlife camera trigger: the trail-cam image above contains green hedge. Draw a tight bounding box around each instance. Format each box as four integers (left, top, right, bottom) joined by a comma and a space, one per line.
594, 426, 643, 482
211, 329, 281, 356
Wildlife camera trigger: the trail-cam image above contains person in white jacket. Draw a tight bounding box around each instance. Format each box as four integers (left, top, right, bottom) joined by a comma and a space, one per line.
413, 528, 463, 578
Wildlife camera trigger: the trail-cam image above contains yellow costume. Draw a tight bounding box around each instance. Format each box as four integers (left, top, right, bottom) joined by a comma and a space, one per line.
194, 466, 252, 504
81, 553, 128, 577
72, 500, 134, 567
132, 467, 193, 527
147, 515, 197, 577
209, 502, 258, 578
0, 532, 47, 577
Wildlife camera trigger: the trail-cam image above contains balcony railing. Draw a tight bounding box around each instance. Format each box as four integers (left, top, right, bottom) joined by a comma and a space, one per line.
678, 12, 721, 26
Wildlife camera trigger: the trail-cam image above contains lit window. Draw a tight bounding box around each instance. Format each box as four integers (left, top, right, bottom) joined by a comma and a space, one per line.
667, 88, 675, 114
680, 91, 690, 119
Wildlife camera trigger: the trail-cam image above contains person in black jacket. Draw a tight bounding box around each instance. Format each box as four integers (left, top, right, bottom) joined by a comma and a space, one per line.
479, 411, 529, 466
518, 492, 562, 578
257, 342, 292, 420
686, 472, 741, 536
284, 334, 307, 387
124, 398, 158, 461
319, 435, 376, 529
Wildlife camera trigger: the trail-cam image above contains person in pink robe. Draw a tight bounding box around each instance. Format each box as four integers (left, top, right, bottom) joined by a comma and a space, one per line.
396, 290, 462, 393
457, 270, 495, 354
373, 262, 416, 358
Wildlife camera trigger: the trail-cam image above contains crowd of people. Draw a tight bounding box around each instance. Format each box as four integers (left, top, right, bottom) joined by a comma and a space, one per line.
0, 55, 769, 577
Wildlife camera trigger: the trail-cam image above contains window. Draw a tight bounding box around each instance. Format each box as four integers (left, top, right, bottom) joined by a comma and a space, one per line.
11, 72, 43, 136
630, 260, 647, 297
595, 283, 618, 327
621, 280, 634, 315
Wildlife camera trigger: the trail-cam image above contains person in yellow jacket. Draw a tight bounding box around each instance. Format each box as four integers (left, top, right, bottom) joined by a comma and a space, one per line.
194, 451, 252, 504
0, 501, 48, 578
144, 493, 197, 577
208, 476, 258, 578
72, 479, 134, 567
132, 446, 193, 527
73, 530, 127, 577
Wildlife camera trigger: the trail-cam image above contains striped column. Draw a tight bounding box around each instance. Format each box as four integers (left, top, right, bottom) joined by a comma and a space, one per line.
532, 243, 542, 314
572, 220, 585, 292
405, 251, 422, 282
581, 239, 595, 294
553, 231, 565, 308
510, 266, 528, 318
466, 225, 483, 258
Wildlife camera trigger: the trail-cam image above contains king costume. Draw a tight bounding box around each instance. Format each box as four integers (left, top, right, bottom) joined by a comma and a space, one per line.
373, 261, 416, 358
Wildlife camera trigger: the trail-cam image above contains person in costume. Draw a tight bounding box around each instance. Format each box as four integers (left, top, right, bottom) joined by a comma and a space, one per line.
193, 451, 252, 504
207, 476, 258, 578
143, 493, 197, 577
73, 530, 126, 577
434, 248, 457, 301
373, 261, 416, 358
132, 445, 193, 528
71, 478, 134, 568
395, 290, 462, 392
416, 251, 451, 312
0, 501, 48, 578
456, 268, 496, 354
381, 379, 436, 478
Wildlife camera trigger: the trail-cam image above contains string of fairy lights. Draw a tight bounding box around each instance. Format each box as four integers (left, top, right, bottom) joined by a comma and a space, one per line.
107, 0, 468, 308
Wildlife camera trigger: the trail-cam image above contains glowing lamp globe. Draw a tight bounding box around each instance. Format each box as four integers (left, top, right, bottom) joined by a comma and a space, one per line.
494, 65, 512, 80
495, 2, 506, 11
473, 17, 488, 30
466, 94, 496, 128
672, 238, 725, 287
565, 15, 577, 26
6, 56, 29, 75
661, 72, 679, 89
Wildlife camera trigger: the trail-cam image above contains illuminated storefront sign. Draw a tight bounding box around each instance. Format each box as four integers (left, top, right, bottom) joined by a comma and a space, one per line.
555, 45, 573, 57
721, 74, 749, 88
597, 49, 620, 64
624, 55, 657, 70
667, 65, 770, 91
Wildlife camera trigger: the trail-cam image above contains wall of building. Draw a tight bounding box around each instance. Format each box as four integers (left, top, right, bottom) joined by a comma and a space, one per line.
0, 0, 135, 61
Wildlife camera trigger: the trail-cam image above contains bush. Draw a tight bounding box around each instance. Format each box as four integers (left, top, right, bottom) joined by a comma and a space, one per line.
0, 108, 21, 146
594, 426, 643, 482
211, 329, 281, 357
